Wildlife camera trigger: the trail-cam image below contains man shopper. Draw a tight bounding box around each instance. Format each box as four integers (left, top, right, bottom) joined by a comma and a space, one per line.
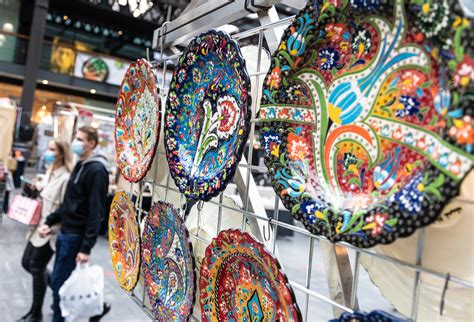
38, 126, 110, 322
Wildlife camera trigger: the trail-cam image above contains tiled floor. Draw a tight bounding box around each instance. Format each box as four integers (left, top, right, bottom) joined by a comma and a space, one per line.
0, 214, 148, 322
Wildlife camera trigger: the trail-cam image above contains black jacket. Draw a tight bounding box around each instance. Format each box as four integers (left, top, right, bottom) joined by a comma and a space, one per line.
45, 153, 109, 254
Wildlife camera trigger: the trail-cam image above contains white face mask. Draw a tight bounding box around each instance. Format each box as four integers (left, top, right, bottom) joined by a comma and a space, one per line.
71, 140, 85, 157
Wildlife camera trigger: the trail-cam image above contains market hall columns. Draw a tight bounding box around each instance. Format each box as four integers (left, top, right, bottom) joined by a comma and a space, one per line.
19, 0, 50, 136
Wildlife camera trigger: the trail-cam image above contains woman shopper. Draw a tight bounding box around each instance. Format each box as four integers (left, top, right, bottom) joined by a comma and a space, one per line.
18, 140, 72, 322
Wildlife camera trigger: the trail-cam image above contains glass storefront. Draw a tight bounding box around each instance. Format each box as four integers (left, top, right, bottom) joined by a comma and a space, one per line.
0, 0, 21, 63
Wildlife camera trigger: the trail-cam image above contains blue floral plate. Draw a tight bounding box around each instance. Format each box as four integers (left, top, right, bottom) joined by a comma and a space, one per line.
164, 30, 251, 201
260, 0, 474, 247
141, 201, 195, 321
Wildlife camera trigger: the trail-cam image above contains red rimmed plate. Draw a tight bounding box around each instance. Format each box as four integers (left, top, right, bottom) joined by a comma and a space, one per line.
115, 59, 161, 182
200, 229, 301, 321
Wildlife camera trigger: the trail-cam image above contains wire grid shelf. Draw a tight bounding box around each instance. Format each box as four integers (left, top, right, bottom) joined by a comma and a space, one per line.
121, 12, 474, 322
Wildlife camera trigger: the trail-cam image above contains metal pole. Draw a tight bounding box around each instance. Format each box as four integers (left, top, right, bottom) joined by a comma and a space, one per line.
20, 0, 50, 132
411, 228, 426, 321
303, 237, 315, 321
350, 251, 360, 309
217, 192, 224, 234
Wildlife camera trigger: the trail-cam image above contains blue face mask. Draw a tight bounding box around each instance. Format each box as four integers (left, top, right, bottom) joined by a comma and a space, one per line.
44, 150, 56, 165
71, 140, 85, 157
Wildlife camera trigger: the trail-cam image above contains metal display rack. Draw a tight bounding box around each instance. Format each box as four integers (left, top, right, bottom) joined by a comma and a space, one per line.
121, 1, 474, 321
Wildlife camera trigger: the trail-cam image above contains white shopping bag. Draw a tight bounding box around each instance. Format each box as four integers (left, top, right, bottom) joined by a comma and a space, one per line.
59, 263, 104, 321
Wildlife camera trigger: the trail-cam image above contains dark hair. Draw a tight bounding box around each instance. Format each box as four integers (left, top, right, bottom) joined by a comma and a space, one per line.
78, 125, 99, 148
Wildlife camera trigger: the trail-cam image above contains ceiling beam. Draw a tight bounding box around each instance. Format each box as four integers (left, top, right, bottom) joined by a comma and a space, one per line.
153, 0, 286, 49
154, 0, 189, 9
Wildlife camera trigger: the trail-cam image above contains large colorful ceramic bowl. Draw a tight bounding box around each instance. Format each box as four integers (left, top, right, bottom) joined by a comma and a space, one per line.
108, 192, 140, 292
260, 0, 474, 247
115, 58, 161, 183
141, 201, 195, 321
200, 229, 301, 321
164, 30, 251, 201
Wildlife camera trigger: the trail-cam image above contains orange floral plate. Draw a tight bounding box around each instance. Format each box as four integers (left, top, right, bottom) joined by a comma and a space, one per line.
108, 192, 140, 292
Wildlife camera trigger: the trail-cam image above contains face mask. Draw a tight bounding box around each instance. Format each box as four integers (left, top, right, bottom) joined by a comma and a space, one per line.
44, 150, 56, 165
71, 140, 85, 157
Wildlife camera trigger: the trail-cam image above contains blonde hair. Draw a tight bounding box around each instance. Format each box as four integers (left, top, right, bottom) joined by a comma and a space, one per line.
53, 139, 73, 172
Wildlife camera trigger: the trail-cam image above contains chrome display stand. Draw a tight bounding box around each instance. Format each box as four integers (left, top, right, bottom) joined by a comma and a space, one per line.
121, 1, 474, 321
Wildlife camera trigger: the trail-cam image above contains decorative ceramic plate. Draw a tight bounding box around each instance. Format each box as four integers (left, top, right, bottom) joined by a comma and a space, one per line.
108, 192, 140, 292
82, 57, 109, 82
141, 201, 195, 321
115, 58, 161, 183
260, 0, 474, 247
330, 310, 408, 322
165, 30, 251, 201
200, 229, 301, 321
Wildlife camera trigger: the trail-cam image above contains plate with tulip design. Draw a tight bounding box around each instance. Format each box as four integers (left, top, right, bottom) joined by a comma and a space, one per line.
141, 201, 195, 321
108, 192, 140, 292
115, 58, 161, 183
200, 229, 301, 321
164, 30, 251, 201
260, 0, 474, 247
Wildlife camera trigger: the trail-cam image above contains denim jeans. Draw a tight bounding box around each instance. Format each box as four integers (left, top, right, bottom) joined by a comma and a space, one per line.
51, 233, 82, 322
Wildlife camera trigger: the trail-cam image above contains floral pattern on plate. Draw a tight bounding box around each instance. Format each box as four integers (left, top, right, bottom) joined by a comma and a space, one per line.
115, 59, 161, 183
108, 192, 140, 292
260, 0, 474, 247
165, 30, 251, 201
141, 201, 195, 321
200, 229, 301, 321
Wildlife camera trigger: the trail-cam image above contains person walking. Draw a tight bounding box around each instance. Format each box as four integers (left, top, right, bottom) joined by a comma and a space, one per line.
17, 140, 72, 322
38, 126, 110, 322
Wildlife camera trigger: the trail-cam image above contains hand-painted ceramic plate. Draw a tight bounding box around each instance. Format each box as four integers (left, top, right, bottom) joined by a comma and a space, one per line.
115, 58, 161, 183
260, 0, 474, 247
330, 310, 408, 322
108, 192, 140, 292
141, 201, 195, 321
200, 229, 301, 321
165, 30, 251, 201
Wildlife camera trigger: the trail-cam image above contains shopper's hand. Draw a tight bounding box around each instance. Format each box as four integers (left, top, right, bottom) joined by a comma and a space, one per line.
38, 224, 51, 238
76, 252, 90, 264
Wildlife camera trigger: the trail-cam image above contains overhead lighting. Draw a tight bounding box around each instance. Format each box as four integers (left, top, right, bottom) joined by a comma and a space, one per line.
2, 22, 14, 32
119, 0, 128, 6
41, 105, 47, 111
90, 89, 97, 94
42, 79, 49, 85
117, 30, 123, 36
63, 15, 68, 20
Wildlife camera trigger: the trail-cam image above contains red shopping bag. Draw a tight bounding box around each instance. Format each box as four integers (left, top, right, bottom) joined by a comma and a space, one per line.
7, 195, 42, 225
